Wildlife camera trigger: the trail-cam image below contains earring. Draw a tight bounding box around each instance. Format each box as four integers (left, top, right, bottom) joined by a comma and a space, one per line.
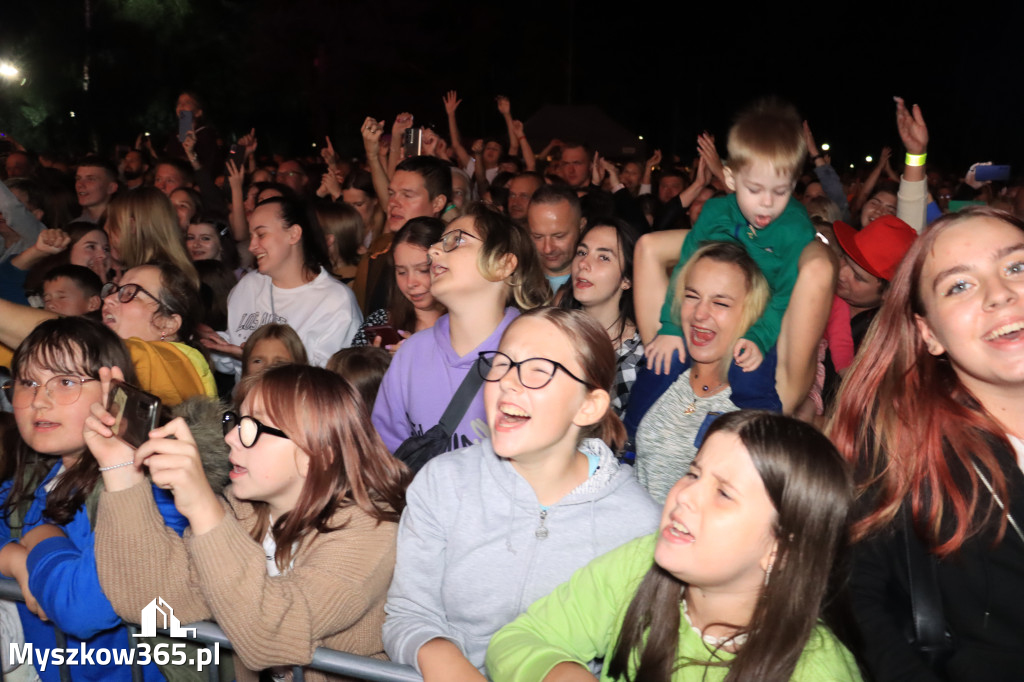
160, 329, 166, 341
763, 562, 773, 588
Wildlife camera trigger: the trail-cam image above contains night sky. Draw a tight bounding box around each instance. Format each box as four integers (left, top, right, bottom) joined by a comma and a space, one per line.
3, 0, 1023, 176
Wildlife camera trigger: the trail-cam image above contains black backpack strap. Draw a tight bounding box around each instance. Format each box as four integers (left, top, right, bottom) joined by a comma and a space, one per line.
903, 506, 949, 657
438, 358, 485, 436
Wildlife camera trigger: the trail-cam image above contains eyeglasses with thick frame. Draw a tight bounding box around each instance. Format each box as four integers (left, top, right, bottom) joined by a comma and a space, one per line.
222, 411, 290, 448
2, 375, 98, 408
476, 350, 595, 390
100, 282, 164, 308
435, 229, 482, 253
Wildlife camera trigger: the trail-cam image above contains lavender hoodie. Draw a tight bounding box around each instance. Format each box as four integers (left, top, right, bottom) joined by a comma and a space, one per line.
371, 308, 520, 453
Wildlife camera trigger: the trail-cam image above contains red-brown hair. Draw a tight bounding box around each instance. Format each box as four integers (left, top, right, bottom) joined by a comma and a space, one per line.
828, 206, 1019, 555
242, 365, 410, 570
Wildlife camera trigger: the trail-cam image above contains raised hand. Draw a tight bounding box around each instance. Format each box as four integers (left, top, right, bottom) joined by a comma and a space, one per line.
646, 149, 662, 170
83, 366, 140, 473
226, 159, 245, 189
802, 120, 821, 159
443, 90, 462, 116
361, 116, 384, 153
136, 417, 224, 533
471, 138, 484, 156
894, 97, 928, 155
496, 95, 512, 116
697, 133, 725, 183
392, 112, 414, 139
34, 229, 71, 255
512, 120, 525, 138
317, 171, 342, 200
320, 135, 339, 170
422, 128, 439, 156
238, 128, 258, 157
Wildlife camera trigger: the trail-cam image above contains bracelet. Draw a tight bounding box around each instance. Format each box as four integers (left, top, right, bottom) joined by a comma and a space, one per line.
905, 152, 927, 167
99, 460, 134, 472
811, 154, 822, 161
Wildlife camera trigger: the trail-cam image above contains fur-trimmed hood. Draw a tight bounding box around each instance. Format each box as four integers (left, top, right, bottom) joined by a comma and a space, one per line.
169, 396, 231, 496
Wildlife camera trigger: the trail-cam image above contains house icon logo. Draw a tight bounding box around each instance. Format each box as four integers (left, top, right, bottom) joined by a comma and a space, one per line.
134, 597, 197, 638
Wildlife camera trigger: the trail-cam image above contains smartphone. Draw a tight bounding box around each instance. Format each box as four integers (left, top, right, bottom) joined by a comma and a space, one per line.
107, 380, 161, 448
178, 110, 194, 143
974, 164, 1011, 183
402, 128, 422, 158
365, 324, 403, 347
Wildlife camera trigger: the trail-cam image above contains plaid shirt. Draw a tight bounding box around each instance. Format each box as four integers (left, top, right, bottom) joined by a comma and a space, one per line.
610, 330, 644, 417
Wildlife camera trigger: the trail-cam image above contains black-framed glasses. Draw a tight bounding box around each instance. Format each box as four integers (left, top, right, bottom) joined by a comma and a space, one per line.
477, 351, 594, 390
222, 411, 290, 448
100, 282, 163, 307
436, 229, 482, 253
3, 376, 98, 409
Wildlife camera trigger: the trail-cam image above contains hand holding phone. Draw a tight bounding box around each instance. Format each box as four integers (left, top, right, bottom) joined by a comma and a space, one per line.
107, 380, 161, 449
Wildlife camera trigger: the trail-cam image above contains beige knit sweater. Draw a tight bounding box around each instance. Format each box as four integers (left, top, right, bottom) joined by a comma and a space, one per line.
95, 480, 397, 682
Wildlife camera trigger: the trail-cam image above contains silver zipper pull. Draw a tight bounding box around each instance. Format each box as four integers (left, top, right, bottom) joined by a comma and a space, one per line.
535, 509, 549, 539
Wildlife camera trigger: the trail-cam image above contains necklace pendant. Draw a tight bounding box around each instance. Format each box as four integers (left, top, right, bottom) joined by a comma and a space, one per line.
684, 400, 697, 415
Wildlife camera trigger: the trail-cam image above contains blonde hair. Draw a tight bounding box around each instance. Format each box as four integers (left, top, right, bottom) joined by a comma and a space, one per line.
464, 203, 551, 310
726, 98, 806, 181
106, 186, 199, 289
672, 241, 770, 346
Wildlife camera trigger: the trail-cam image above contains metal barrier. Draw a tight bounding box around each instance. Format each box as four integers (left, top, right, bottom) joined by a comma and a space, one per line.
0, 581, 422, 682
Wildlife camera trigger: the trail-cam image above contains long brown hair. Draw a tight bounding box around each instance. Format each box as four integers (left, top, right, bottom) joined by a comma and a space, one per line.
829, 206, 1021, 554
510, 307, 625, 451
105, 186, 199, 289
608, 411, 851, 682
241, 365, 410, 570
2, 318, 137, 527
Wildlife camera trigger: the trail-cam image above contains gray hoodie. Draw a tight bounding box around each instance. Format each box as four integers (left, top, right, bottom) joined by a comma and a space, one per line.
382, 438, 660, 674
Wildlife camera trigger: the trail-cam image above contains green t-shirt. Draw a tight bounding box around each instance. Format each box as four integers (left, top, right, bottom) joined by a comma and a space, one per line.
486, 534, 862, 682
658, 194, 815, 354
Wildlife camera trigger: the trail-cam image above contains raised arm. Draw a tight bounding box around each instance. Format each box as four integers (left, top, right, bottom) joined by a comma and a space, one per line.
225, 159, 249, 242
444, 91, 472, 169
497, 96, 519, 157
775, 239, 837, 414
894, 97, 930, 232
851, 147, 891, 217
389, 113, 415, 177
513, 121, 536, 171
803, 120, 851, 221
640, 149, 661, 195
361, 117, 391, 209
633, 229, 687, 344
0, 298, 56, 349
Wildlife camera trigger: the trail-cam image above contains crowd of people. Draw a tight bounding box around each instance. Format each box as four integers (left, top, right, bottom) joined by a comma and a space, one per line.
0, 87, 1019, 682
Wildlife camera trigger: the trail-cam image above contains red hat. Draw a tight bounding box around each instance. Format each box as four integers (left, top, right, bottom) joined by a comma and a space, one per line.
833, 215, 917, 281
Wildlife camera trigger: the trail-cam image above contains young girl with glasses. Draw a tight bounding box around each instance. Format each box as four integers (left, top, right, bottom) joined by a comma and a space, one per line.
0, 317, 187, 682
372, 203, 550, 456
87, 363, 409, 682
383, 308, 661, 681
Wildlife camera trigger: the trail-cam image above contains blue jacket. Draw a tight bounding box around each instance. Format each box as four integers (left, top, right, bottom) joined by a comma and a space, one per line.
1, 461, 186, 682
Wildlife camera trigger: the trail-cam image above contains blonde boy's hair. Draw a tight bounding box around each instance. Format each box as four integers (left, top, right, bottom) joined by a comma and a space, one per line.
726, 98, 806, 180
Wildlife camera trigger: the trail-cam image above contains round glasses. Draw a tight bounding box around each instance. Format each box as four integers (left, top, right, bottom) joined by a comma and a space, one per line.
101, 282, 163, 307
3, 376, 98, 409
436, 229, 482, 253
477, 351, 594, 390
222, 411, 290, 448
